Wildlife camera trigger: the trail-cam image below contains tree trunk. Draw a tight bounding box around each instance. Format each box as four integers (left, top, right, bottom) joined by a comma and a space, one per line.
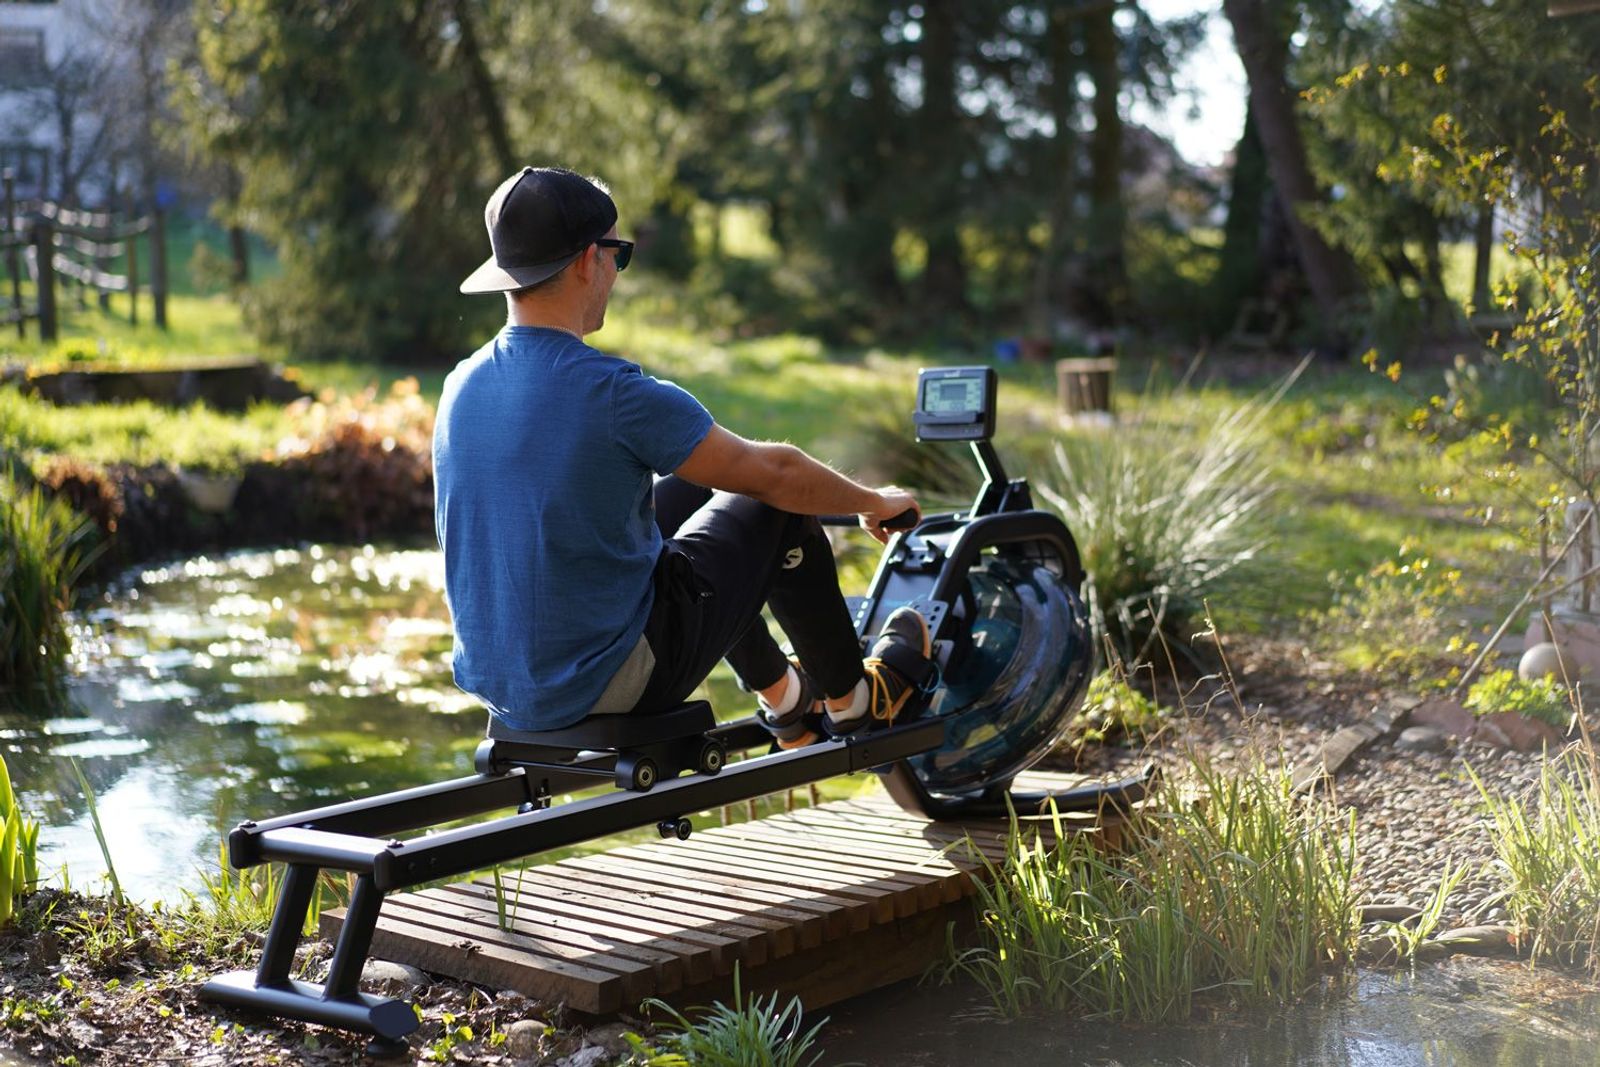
1223, 0, 1360, 342
229, 225, 251, 286
1084, 3, 1126, 327
917, 0, 969, 314
451, 0, 517, 176
1215, 102, 1269, 331
1032, 3, 1079, 332
1472, 202, 1495, 312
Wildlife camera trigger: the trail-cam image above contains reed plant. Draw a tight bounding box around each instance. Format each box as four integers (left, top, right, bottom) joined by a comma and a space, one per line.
0, 475, 98, 702
0, 751, 42, 928
953, 753, 1360, 1022
69, 758, 123, 907
1475, 742, 1600, 973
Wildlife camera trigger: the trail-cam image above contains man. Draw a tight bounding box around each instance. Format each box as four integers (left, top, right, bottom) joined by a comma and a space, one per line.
435, 166, 932, 748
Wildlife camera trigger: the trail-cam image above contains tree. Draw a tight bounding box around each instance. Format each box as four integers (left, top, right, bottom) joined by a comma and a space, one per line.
1224, 0, 1361, 342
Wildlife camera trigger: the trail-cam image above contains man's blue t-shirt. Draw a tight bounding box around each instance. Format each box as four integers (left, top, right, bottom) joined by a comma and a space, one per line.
433, 326, 713, 730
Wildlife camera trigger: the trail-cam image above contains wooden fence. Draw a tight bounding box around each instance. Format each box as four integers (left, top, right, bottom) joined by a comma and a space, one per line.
0, 169, 169, 343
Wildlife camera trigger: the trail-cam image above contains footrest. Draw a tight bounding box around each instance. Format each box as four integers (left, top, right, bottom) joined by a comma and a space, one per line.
486, 700, 715, 752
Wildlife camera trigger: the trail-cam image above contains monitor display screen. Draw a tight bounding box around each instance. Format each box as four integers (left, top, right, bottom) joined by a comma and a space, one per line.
922, 376, 984, 415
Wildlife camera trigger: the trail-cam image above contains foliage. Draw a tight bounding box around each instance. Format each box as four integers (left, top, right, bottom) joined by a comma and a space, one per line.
1463, 669, 1572, 730
1308, 539, 1475, 684
1038, 370, 1289, 663
0, 752, 42, 929
0, 475, 98, 703
1475, 745, 1600, 974
1065, 670, 1170, 752
951, 755, 1360, 1021
628, 966, 829, 1067
1325, 29, 1600, 587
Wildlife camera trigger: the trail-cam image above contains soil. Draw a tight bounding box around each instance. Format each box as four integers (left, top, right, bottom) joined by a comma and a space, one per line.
0, 637, 1588, 1066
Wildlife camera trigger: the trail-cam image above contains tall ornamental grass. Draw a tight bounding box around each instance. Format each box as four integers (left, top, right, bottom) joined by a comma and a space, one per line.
1039, 366, 1300, 664
1475, 744, 1600, 973
954, 755, 1360, 1022
0, 475, 98, 702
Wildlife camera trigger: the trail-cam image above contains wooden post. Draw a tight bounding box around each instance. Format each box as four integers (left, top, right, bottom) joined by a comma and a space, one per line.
151, 207, 167, 329
1055, 356, 1117, 418
3, 170, 21, 339
97, 204, 113, 313
34, 218, 57, 342
127, 218, 140, 326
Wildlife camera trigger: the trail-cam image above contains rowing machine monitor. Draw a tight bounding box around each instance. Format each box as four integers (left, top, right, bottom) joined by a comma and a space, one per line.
914, 365, 997, 443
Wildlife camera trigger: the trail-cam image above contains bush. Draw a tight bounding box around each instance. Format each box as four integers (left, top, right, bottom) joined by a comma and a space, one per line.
1464, 669, 1571, 730
1038, 373, 1288, 664
1308, 540, 1475, 684
0, 475, 98, 703
1062, 671, 1170, 755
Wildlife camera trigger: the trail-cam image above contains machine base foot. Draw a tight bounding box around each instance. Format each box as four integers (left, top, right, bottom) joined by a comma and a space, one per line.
366, 1035, 412, 1058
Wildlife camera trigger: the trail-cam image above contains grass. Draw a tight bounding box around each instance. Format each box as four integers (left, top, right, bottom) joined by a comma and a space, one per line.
0, 751, 41, 928
68, 759, 123, 907
0, 385, 290, 471
1475, 741, 1600, 973
0, 475, 99, 702
0, 263, 1525, 645
630, 964, 829, 1067
951, 754, 1361, 1022
1038, 366, 1291, 661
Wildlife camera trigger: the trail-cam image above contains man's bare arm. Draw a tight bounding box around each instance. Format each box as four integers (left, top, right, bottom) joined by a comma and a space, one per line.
675, 424, 918, 543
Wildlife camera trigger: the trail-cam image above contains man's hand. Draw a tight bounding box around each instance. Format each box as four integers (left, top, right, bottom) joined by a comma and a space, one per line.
861, 487, 920, 544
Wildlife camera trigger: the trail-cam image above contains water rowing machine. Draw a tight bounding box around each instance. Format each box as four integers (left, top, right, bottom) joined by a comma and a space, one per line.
201, 365, 1152, 1051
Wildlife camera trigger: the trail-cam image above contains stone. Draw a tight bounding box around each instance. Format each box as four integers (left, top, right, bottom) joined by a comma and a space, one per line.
1431, 925, 1518, 957
361, 958, 429, 992
504, 1019, 548, 1059
1520, 642, 1577, 682
1543, 612, 1600, 679
1473, 712, 1561, 752
583, 1022, 637, 1054
558, 1047, 614, 1067
1358, 902, 1423, 923
1395, 726, 1449, 753
1410, 697, 1476, 738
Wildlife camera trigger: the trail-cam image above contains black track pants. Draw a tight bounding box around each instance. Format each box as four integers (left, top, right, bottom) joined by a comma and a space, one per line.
629, 476, 865, 714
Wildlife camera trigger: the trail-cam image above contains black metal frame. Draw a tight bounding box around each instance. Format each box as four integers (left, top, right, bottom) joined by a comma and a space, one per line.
201, 715, 950, 1041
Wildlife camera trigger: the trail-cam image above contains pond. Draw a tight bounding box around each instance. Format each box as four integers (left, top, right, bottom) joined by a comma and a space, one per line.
822, 959, 1600, 1066
2, 544, 783, 902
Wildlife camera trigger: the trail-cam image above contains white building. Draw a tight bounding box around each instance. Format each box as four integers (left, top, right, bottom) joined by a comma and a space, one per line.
0, 0, 140, 205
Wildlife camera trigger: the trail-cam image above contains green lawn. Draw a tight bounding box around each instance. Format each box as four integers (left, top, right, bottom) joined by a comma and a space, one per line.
0, 278, 1536, 645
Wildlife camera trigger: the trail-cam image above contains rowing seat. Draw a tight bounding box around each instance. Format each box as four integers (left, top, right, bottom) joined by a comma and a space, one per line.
472, 700, 725, 793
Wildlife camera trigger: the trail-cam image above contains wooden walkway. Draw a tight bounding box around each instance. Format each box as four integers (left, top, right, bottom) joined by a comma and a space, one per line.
321, 772, 1122, 1014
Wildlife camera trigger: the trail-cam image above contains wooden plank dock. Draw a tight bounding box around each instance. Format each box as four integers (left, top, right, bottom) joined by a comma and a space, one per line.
321, 772, 1124, 1015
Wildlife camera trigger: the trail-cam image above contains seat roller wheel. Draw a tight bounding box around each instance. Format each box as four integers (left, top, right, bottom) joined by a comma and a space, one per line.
697, 740, 726, 775
615, 754, 658, 792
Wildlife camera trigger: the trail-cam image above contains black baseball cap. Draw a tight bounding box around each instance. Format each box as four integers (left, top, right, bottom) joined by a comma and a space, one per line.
459, 167, 618, 294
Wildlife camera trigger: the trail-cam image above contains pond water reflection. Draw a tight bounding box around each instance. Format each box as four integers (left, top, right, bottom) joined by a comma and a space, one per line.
823, 960, 1600, 1067
3, 545, 751, 901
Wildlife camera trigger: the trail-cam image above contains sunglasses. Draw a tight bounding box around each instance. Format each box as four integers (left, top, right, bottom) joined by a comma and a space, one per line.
595, 238, 634, 271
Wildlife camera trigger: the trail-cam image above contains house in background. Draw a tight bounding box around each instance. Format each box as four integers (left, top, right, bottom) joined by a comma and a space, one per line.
0, 0, 146, 206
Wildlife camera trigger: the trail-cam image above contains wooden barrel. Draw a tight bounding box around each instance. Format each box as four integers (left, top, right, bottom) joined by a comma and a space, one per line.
1056, 356, 1117, 417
